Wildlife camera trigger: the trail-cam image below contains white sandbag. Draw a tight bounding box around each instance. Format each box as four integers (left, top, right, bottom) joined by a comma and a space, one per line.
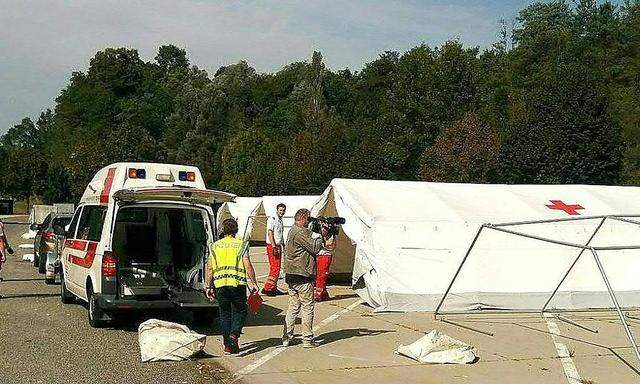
21, 230, 36, 240
138, 319, 206, 362
396, 330, 477, 364
22, 254, 34, 262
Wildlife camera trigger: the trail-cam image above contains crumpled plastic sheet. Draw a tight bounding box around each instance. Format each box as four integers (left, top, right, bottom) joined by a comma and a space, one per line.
138, 319, 206, 363
396, 330, 478, 364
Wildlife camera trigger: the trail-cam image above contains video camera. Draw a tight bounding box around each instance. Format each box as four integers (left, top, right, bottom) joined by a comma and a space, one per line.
308, 216, 346, 237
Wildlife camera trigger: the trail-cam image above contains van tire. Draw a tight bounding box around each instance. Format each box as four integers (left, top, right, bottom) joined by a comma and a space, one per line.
88, 290, 108, 328
60, 274, 74, 304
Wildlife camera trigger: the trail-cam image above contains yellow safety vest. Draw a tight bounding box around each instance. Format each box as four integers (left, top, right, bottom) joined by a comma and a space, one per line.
209, 236, 247, 288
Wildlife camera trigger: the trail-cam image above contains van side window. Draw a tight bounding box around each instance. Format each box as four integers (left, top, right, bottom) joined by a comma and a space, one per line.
77, 206, 107, 242
67, 208, 83, 239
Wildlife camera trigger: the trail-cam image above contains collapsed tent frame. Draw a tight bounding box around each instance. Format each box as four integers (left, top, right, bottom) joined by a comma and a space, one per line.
434, 214, 640, 364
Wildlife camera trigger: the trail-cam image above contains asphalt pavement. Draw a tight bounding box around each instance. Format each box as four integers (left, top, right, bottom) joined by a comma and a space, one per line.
0, 217, 232, 384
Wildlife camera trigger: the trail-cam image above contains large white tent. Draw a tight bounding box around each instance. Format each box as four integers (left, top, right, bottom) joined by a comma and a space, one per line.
242, 195, 320, 243
311, 178, 640, 312
217, 197, 262, 238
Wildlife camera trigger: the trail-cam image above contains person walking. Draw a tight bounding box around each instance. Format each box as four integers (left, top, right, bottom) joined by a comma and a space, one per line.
262, 203, 287, 296
282, 209, 333, 348
0, 220, 13, 284
205, 218, 258, 355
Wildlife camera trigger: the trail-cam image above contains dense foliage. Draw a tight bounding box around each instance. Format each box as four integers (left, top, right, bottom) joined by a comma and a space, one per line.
1, 1, 639, 203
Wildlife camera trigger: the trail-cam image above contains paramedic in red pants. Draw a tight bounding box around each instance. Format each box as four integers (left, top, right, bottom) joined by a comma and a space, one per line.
262, 203, 287, 296
314, 218, 336, 301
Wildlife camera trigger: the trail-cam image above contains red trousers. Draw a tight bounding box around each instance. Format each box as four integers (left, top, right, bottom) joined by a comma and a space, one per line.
263, 244, 282, 292
315, 255, 332, 301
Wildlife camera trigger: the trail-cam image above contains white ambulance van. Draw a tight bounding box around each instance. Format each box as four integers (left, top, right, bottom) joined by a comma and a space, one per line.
58, 162, 235, 327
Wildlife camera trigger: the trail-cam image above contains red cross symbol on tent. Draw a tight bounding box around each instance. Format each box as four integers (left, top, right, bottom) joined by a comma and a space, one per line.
545, 200, 584, 215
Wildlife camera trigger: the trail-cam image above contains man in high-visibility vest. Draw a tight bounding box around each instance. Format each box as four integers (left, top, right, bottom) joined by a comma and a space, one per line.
205, 218, 258, 355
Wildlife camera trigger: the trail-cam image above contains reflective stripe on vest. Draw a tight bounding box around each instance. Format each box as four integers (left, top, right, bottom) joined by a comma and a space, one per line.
209, 236, 247, 288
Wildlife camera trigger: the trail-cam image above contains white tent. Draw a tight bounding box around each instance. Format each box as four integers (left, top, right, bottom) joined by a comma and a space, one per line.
311, 178, 640, 312
244, 195, 320, 243
217, 197, 262, 237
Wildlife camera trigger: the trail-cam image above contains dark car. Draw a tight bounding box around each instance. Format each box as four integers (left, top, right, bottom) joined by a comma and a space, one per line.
31, 212, 73, 283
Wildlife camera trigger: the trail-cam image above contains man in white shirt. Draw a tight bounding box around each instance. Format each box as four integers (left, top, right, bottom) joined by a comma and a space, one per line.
262, 203, 287, 296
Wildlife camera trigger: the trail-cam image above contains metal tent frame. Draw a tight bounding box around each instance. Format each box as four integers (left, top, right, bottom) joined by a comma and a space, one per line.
433, 214, 640, 364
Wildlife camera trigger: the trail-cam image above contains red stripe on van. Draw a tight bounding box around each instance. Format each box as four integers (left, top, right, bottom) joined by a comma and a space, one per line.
69, 241, 98, 268
65, 239, 88, 251
100, 167, 117, 205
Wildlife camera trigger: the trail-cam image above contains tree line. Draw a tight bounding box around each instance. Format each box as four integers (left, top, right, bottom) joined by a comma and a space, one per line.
1, 1, 639, 204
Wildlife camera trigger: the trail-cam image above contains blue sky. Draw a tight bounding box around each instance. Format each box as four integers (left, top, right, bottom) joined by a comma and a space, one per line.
0, 0, 618, 133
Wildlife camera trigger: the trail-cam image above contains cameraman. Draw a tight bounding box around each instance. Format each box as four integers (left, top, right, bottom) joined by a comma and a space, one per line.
282, 208, 333, 348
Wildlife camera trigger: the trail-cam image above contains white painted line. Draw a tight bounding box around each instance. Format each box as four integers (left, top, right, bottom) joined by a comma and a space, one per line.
327, 353, 370, 362
543, 313, 582, 384
233, 299, 364, 379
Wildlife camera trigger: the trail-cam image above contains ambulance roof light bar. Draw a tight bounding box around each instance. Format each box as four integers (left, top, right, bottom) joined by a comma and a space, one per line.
128, 168, 146, 179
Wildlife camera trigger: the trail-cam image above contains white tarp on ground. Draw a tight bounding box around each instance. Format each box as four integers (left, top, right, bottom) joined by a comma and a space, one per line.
311, 178, 640, 312
138, 319, 206, 362
217, 197, 262, 237
396, 330, 478, 364
244, 195, 320, 242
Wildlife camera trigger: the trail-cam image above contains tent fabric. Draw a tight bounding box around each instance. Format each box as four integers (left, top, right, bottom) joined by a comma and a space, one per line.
244, 195, 320, 242
311, 178, 640, 312
217, 197, 262, 238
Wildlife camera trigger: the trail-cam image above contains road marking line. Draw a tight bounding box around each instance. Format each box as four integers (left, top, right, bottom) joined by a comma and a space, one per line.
233, 299, 364, 379
543, 313, 582, 384
327, 353, 370, 362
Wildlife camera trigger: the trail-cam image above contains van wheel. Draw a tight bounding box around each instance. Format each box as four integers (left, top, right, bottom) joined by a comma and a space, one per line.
60, 274, 74, 304
88, 291, 108, 328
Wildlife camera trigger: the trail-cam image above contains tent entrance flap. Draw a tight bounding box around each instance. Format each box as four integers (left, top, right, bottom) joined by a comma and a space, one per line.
434, 214, 640, 366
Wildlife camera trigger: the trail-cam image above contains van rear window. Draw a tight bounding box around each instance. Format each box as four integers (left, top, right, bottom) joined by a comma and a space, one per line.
117, 207, 148, 223
113, 206, 208, 267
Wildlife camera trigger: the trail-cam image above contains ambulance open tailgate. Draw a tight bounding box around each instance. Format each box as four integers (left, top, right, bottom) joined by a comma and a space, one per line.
113, 187, 236, 205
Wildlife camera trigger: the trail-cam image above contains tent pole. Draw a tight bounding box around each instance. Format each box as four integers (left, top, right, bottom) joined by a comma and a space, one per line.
433, 225, 485, 319
492, 215, 607, 227
241, 216, 254, 241
439, 318, 494, 337
540, 217, 608, 314
487, 226, 588, 250
589, 247, 640, 364
608, 216, 640, 227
